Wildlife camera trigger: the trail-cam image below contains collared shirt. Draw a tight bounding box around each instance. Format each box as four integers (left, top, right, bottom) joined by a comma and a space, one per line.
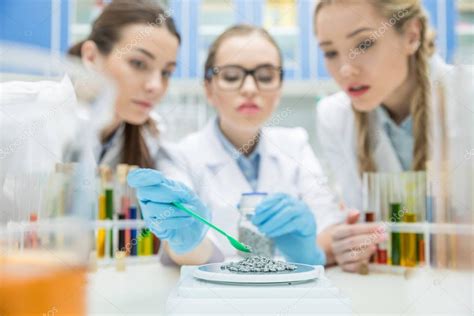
377, 106, 414, 170
214, 119, 261, 191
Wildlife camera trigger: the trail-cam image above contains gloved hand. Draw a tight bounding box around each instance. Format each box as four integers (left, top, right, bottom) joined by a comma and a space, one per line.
252, 193, 326, 265
127, 168, 210, 254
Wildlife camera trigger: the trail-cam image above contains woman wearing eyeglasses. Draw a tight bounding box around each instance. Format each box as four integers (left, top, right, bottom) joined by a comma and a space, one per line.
128, 25, 342, 266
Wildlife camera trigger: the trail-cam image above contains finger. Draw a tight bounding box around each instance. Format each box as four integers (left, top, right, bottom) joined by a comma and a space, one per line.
265, 215, 304, 238
140, 201, 191, 222
253, 198, 291, 226
254, 193, 287, 213
152, 229, 176, 241
345, 209, 360, 224
341, 259, 370, 273
127, 168, 166, 188
337, 244, 376, 264
259, 207, 299, 236
147, 217, 195, 231
136, 184, 191, 204
332, 233, 385, 254
128, 169, 193, 202
332, 223, 385, 241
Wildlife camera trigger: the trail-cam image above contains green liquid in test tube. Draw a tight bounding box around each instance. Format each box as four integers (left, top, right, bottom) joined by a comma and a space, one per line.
390, 203, 402, 266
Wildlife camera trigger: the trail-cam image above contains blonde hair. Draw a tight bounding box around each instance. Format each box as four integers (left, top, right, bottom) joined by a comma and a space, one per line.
204, 24, 283, 80
314, 0, 433, 173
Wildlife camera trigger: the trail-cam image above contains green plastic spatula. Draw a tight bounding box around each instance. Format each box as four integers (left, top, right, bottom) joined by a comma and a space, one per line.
172, 202, 252, 253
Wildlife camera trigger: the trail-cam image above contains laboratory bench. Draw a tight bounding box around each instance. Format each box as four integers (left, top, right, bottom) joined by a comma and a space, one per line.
87, 260, 473, 315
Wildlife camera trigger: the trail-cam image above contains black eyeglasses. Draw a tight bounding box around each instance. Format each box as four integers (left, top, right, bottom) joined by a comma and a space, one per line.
205, 64, 284, 91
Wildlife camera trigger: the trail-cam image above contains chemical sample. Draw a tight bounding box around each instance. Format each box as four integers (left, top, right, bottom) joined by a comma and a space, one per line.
237, 193, 274, 258
221, 256, 297, 273
390, 203, 402, 265
401, 212, 417, 267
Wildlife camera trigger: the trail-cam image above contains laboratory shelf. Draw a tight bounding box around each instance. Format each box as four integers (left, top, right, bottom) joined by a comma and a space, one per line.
1, 0, 460, 81
386, 222, 474, 235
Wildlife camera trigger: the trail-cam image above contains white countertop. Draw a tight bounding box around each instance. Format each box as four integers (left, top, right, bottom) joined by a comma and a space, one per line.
87, 261, 473, 315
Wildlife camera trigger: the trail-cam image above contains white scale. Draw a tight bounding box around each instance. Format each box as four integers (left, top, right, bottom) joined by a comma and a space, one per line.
166, 261, 352, 315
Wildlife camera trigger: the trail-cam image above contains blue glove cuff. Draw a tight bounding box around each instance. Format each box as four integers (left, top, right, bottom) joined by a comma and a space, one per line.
277, 234, 327, 266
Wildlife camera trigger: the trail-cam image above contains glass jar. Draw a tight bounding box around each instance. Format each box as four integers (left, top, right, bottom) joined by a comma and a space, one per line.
237, 192, 274, 258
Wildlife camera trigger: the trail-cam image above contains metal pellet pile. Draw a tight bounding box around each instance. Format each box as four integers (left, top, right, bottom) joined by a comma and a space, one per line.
221, 256, 297, 273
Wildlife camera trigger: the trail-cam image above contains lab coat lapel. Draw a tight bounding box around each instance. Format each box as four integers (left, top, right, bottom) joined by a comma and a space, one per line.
200, 121, 252, 195
256, 130, 281, 193
372, 120, 403, 172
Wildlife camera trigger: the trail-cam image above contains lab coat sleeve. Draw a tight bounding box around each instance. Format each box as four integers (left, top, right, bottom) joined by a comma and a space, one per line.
157, 143, 195, 190
316, 94, 362, 210
296, 135, 345, 234
157, 143, 225, 264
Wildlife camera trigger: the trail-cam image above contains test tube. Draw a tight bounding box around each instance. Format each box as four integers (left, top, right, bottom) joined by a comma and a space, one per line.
25, 213, 39, 248
401, 212, 417, 267
365, 211, 376, 263
377, 240, 388, 264
116, 164, 129, 253
128, 165, 139, 256
101, 165, 114, 258
129, 206, 138, 256
390, 203, 402, 266
97, 193, 106, 258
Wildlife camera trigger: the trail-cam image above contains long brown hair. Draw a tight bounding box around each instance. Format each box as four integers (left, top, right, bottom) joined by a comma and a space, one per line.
68, 0, 180, 168
314, 0, 433, 174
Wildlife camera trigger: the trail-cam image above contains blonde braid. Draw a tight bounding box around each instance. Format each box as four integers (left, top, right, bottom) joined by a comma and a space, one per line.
354, 112, 376, 173
410, 15, 431, 170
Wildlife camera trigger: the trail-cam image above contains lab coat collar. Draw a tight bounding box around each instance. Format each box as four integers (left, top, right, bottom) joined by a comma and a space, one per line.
372, 110, 403, 172
201, 117, 279, 168
213, 118, 262, 163
377, 106, 413, 135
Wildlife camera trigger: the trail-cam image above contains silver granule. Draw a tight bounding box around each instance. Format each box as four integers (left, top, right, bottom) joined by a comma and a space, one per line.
220, 256, 297, 273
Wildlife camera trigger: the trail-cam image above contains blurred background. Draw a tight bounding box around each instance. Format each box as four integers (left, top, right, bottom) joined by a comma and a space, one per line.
0, 1, 472, 213
0, 0, 472, 147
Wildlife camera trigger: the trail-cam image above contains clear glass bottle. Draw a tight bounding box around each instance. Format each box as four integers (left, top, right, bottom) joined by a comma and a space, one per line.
237, 192, 274, 258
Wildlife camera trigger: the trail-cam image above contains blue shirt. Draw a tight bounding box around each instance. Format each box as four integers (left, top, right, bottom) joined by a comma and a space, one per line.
377, 106, 413, 170
214, 119, 261, 191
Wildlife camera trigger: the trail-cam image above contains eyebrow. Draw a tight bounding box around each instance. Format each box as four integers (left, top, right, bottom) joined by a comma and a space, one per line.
319, 27, 374, 47
134, 48, 155, 60
346, 27, 374, 38
133, 48, 177, 67
319, 40, 332, 47
165, 61, 177, 68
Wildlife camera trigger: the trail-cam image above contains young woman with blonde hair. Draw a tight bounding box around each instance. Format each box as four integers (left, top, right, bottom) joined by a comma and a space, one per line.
313, 0, 450, 272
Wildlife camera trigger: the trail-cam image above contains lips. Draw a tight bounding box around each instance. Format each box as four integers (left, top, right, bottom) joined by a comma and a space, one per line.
347, 84, 370, 97
132, 99, 153, 109
237, 101, 261, 114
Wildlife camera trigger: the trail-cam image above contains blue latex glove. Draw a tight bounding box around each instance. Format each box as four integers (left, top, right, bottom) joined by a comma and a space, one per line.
127, 168, 210, 254
252, 193, 326, 265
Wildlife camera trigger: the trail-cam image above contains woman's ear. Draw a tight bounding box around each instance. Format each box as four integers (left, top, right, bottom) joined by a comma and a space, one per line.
404, 18, 422, 55
80, 40, 104, 71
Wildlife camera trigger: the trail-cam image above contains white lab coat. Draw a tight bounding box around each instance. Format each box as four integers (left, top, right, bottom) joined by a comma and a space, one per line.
316, 55, 453, 210
161, 119, 343, 258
